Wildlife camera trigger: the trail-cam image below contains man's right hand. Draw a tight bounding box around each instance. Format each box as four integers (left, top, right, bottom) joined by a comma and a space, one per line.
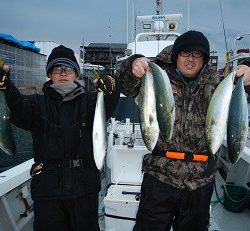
132, 57, 150, 78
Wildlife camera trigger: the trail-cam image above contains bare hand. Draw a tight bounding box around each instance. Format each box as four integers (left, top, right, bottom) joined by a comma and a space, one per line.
235, 64, 250, 85
132, 57, 150, 78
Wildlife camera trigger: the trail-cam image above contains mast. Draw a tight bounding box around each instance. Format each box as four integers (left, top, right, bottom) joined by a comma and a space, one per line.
156, 0, 161, 15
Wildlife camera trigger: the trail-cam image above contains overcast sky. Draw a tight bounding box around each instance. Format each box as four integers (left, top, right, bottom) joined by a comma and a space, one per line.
2, 0, 250, 64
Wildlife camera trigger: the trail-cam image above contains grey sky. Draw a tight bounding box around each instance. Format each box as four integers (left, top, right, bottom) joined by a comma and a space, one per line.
2, 0, 250, 64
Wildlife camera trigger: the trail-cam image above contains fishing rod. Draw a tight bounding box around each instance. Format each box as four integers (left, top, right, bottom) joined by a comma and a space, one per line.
218, 0, 232, 76
218, 0, 228, 52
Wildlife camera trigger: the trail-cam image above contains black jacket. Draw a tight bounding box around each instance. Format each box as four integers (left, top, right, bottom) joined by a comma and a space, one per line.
5, 80, 119, 200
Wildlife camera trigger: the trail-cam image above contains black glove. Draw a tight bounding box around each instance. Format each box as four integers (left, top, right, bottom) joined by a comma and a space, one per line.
0, 66, 9, 90
96, 75, 116, 95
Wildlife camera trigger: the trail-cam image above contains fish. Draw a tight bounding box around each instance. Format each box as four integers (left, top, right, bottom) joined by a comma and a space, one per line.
206, 71, 236, 154
149, 62, 175, 142
136, 69, 159, 151
227, 77, 248, 164
0, 57, 16, 155
92, 91, 107, 170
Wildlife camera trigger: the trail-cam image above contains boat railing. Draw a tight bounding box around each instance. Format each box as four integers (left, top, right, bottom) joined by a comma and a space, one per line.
228, 32, 250, 64
135, 32, 179, 42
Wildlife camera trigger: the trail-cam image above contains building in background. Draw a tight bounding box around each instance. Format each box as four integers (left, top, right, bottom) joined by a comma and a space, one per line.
81, 43, 127, 75
0, 34, 46, 89
0, 33, 46, 172
209, 55, 219, 71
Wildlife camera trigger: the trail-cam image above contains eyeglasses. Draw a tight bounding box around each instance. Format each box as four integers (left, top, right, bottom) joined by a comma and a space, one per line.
179, 51, 203, 58
52, 66, 75, 75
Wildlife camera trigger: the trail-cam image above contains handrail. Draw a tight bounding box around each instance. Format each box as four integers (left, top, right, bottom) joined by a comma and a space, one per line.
134, 32, 180, 42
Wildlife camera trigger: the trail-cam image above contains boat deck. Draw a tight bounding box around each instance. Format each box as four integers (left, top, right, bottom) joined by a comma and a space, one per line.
211, 201, 250, 231
97, 173, 250, 231
210, 173, 250, 231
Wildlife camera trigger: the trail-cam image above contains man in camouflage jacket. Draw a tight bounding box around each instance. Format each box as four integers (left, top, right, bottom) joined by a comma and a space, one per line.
115, 30, 250, 231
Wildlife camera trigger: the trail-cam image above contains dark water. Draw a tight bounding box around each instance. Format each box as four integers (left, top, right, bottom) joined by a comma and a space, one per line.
0, 124, 33, 173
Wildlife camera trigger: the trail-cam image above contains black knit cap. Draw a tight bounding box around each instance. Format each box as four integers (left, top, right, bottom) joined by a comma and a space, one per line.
171, 30, 210, 65
46, 45, 80, 77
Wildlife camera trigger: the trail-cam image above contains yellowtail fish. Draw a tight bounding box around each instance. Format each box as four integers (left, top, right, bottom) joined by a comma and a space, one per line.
0, 57, 16, 155
92, 92, 107, 170
206, 71, 236, 154
149, 62, 175, 142
136, 69, 159, 151
227, 77, 248, 164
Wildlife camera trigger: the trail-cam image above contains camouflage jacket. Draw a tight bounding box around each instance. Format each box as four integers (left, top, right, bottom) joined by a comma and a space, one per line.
115, 46, 223, 190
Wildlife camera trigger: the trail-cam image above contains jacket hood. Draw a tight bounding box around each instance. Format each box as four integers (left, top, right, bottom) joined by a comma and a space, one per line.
155, 45, 220, 86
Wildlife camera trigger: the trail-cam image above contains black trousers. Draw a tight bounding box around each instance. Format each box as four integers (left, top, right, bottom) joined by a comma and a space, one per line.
133, 173, 214, 231
33, 193, 100, 231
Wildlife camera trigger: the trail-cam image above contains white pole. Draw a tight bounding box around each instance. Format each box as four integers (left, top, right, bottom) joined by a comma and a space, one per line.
132, 0, 135, 41
127, 0, 129, 44
188, 0, 190, 30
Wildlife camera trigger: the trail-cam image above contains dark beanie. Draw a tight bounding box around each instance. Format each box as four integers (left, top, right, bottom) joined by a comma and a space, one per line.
46, 45, 80, 77
171, 30, 210, 65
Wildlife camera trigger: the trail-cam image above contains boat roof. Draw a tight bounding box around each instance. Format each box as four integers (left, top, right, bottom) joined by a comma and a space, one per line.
87, 43, 127, 49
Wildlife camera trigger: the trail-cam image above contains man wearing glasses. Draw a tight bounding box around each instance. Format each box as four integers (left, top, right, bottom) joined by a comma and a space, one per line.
115, 30, 250, 231
0, 45, 119, 231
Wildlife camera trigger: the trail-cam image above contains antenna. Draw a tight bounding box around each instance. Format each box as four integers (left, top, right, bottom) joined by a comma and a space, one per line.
108, 19, 112, 74
156, 0, 161, 15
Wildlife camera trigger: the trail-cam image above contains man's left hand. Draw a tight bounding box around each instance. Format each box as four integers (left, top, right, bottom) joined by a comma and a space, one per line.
0, 64, 10, 90
95, 75, 116, 95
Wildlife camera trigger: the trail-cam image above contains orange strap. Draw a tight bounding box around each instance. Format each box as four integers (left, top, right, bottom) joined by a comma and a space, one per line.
166, 151, 185, 160
193, 154, 208, 162
166, 151, 208, 162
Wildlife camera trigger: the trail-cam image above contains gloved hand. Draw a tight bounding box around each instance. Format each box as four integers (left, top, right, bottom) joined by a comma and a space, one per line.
0, 68, 9, 90
95, 75, 116, 95
0, 58, 9, 90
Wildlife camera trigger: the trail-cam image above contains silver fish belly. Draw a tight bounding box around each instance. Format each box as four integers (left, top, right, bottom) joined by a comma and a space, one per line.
149, 62, 175, 142
136, 70, 159, 151
0, 91, 16, 155
92, 92, 107, 170
227, 77, 248, 164
206, 71, 235, 154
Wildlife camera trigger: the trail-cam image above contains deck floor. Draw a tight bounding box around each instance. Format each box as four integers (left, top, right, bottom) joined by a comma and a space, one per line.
99, 172, 250, 231
210, 173, 250, 231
